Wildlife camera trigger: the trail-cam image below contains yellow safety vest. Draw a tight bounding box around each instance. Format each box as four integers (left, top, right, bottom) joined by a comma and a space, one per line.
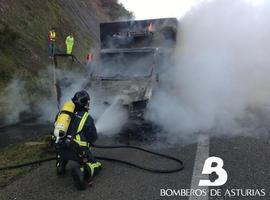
49, 31, 56, 41
73, 112, 90, 147
65, 36, 74, 46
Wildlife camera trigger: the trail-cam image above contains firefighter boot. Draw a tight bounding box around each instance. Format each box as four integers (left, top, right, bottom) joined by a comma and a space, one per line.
83, 161, 102, 185
71, 166, 87, 190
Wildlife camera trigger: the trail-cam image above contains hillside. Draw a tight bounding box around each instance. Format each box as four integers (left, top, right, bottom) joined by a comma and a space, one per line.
0, 0, 132, 124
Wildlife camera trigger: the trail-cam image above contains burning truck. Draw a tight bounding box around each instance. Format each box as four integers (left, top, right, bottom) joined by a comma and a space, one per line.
88, 18, 178, 123
53, 18, 178, 133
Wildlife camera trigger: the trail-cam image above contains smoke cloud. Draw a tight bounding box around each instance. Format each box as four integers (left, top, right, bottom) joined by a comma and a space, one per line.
0, 79, 30, 124
95, 96, 128, 136
37, 65, 129, 136
146, 0, 270, 138
3, 0, 270, 141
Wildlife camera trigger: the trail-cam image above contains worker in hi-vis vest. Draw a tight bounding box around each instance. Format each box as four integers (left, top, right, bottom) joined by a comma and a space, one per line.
65, 33, 74, 54
48, 27, 56, 58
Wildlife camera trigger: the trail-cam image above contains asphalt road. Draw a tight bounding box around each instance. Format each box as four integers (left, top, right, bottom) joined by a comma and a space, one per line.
0, 123, 270, 200
208, 135, 270, 200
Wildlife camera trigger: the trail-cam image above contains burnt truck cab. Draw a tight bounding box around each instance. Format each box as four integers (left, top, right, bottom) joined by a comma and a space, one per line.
89, 18, 178, 119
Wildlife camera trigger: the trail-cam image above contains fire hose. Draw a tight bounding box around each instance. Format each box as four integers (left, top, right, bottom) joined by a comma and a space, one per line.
0, 143, 184, 173
0, 54, 184, 173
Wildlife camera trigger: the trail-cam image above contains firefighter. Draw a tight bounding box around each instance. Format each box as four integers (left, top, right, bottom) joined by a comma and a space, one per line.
65, 33, 74, 55
48, 27, 56, 58
53, 90, 102, 190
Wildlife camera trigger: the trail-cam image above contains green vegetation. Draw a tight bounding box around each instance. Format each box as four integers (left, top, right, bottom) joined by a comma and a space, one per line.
100, 0, 134, 20
0, 0, 132, 184
0, 136, 53, 187
0, 0, 132, 119
0, 0, 132, 85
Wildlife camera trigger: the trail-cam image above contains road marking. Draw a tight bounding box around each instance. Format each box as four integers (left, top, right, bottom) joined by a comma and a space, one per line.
189, 134, 210, 200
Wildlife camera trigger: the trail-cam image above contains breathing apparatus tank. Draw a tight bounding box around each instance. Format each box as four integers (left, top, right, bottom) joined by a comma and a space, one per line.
54, 101, 75, 143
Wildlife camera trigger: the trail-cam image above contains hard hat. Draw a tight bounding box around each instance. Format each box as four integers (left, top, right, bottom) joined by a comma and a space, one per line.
72, 90, 90, 110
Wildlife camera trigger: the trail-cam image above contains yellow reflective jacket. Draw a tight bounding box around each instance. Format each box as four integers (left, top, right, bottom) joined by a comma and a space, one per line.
65, 35, 74, 46
49, 31, 56, 42
70, 111, 97, 147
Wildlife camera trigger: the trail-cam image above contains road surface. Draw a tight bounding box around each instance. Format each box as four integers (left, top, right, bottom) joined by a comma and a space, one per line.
0, 122, 270, 200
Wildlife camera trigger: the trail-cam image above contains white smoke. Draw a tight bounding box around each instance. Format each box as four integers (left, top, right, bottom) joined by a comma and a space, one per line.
4, 0, 270, 140
0, 79, 30, 124
146, 0, 270, 137
35, 65, 129, 136
95, 96, 128, 136
0, 65, 89, 124
57, 70, 89, 104
37, 67, 91, 122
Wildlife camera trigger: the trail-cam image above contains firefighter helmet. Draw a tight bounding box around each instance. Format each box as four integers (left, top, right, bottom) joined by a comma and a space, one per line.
72, 90, 90, 110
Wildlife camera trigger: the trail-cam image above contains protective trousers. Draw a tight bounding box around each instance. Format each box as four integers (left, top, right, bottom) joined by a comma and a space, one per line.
56, 146, 102, 178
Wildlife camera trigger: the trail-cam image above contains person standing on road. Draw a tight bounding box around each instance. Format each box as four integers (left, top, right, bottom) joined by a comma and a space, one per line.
65, 33, 74, 55
52, 90, 102, 190
48, 27, 56, 58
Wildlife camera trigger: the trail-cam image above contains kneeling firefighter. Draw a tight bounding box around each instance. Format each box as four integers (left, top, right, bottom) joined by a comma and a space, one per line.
52, 90, 102, 190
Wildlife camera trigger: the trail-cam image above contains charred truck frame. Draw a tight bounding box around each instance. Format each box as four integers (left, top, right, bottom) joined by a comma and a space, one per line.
54, 18, 178, 124
89, 18, 178, 123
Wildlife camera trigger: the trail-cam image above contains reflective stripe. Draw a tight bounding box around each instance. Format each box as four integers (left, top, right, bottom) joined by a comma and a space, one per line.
66, 36, 74, 45
74, 134, 88, 147
77, 112, 88, 133
50, 31, 56, 41
87, 162, 102, 177
73, 112, 89, 147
